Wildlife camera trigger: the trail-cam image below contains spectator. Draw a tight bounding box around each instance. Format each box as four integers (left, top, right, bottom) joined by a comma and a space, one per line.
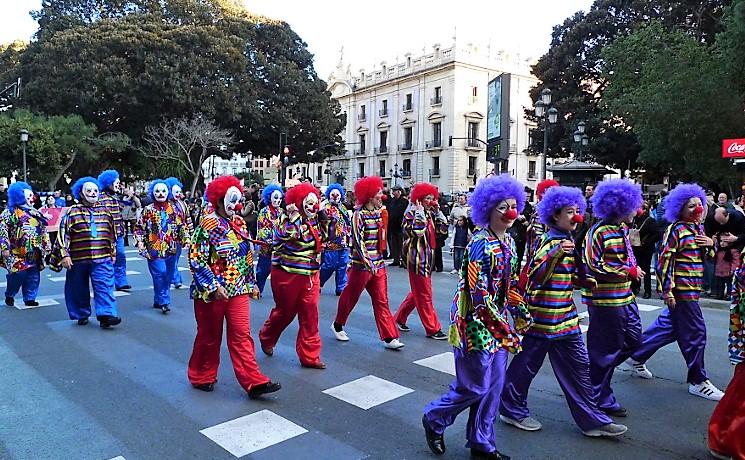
241, 190, 258, 239
450, 216, 471, 274
65, 193, 75, 206
53, 190, 66, 207
0, 178, 7, 210
449, 193, 470, 224
508, 187, 533, 270
120, 186, 141, 247
386, 185, 408, 266
655, 189, 669, 228
630, 201, 660, 299
717, 192, 729, 208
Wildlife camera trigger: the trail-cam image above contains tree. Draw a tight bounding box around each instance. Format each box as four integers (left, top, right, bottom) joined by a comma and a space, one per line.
140, 115, 233, 194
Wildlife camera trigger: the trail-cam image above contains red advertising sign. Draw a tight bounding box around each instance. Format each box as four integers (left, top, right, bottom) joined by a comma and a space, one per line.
722, 138, 745, 158
41, 207, 68, 232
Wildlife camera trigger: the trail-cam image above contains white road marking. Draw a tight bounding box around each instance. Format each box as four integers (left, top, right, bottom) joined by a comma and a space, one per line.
322, 375, 414, 410
414, 352, 456, 376
580, 324, 589, 334
200, 410, 307, 457
637, 303, 662, 312
126, 270, 141, 275
48, 276, 66, 282
125, 257, 140, 262
16, 297, 59, 309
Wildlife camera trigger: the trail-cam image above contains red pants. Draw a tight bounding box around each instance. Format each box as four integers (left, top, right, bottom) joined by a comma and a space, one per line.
335, 267, 399, 340
259, 268, 322, 366
708, 362, 745, 459
394, 271, 442, 335
188, 294, 269, 391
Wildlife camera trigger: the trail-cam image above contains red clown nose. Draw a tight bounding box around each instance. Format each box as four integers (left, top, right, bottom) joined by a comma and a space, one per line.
636, 208, 645, 217
694, 205, 704, 215
503, 209, 519, 220
572, 214, 585, 224
234, 203, 243, 213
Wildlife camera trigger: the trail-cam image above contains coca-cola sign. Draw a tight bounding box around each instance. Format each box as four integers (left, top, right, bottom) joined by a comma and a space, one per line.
723, 138, 745, 158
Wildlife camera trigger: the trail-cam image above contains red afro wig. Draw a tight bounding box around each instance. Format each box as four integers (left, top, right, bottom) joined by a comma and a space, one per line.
410, 182, 439, 203
285, 182, 320, 210
354, 176, 384, 205
536, 179, 559, 199
206, 176, 243, 207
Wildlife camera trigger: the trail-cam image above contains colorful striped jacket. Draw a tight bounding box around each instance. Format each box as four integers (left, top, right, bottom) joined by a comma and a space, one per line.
189, 212, 256, 302
57, 204, 116, 263
0, 207, 51, 273
272, 211, 326, 276
350, 206, 386, 272
322, 201, 351, 251
656, 221, 708, 301
256, 205, 284, 257
449, 229, 532, 353
582, 222, 634, 307
729, 264, 745, 365
402, 205, 448, 277
524, 228, 580, 340
98, 191, 125, 239
135, 202, 190, 259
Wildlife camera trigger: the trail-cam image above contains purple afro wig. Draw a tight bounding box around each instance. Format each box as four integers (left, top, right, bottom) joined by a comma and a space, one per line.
469, 174, 526, 228
325, 183, 345, 201
262, 183, 284, 206
71, 177, 99, 201
590, 179, 643, 222
97, 169, 120, 191
664, 183, 707, 223
148, 179, 169, 201
537, 186, 587, 226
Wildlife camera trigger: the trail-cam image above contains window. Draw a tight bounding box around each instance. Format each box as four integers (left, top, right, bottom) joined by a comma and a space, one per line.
403, 127, 413, 150
379, 160, 386, 177
468, 157, 477, 176
359, 104, 366, 121
302, 167, 307, 177
317, 165, 323, 181
404, 93, 413, 111
380, 99, 388, 116
528, 160, 537, 179
432, 86, 442, 105
379, 131, 388, 152
432, 122, 442, 147
467, 122, 480, 147
222, 167, 227, 175
472, 86, 478, 97
432, 156, 440, 176
359, 133, 366, 153
403, 159, 411, 176
232, 167, 237, 174
358, 162, 365, 178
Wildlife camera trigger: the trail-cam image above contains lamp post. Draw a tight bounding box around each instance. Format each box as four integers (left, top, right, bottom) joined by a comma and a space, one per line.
19, 129, 28, 183
281, 145, 290, 187
534, 88, 558, 180
573, 121, 589, 162
246, 152, 253, 181
389, 163, 403, 187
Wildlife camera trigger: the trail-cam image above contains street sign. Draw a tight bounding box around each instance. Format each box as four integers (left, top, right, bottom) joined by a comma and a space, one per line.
722, 138, 745, 158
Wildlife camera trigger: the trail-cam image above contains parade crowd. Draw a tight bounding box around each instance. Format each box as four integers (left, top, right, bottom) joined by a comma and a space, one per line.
0, 171, 743, 460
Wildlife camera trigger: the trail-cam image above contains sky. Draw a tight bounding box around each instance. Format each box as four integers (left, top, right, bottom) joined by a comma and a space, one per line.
0, 0, 595, 79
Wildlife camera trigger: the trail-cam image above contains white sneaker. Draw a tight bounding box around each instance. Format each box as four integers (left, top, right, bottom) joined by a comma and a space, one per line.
689, 380, 724, 401
626, 359, 654, 379
449, 269, 458, 275
499, 414, 542, 431
384, 338, 405, 350
330, 323, 349, 341
582, 423, 628, 437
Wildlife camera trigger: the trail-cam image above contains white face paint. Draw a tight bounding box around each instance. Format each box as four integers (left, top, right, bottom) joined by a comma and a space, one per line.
223, 186, 243, 217
112, 178, 122, 193
171, 184, 183, 200
153, 183, 169, 203
303, 193, 320, 218
82, 181, 99, 205
271, 190, 282, 208
23, 189, 34, 207
329, 189, 342, 204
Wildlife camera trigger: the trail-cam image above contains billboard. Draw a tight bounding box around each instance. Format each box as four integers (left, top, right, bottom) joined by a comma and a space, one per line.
487, 74, 511, 161
487, 77, 502, 141
722, 138, 745, 158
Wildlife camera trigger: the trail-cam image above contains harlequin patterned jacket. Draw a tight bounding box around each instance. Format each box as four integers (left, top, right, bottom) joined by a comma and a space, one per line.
729, 265, 745, 366
256, 205, 284, 257
0, 207, 51, 273
322, 201, 351, 251
189, 212, 257, 302
135, 202, 191, 259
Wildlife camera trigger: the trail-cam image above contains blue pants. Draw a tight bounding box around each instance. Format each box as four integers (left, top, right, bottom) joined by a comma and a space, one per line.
5, 267, 41, 302
148, 256, 177, 307
114, 236, 129, 288
170, 245, 183, 287
65, 260, 118, 320
256, 254, 272, 294
320, 249, 349, 294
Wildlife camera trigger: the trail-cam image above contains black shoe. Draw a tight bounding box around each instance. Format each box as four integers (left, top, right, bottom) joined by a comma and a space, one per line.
471, 448, 510, 460
153, 303, 161, 309
422, 415, 446, 455
602, 406, 628, 417
24, 300, 39, 307
4, 297, 14, 307
335, 291, 343, 297
642, 292, 651, 299
389, 262, 399, 267
77, 318, 89, 326
192, 382, 215, 392
248, 381, 281, 399
161, 305, 171, 314
98, 315, 122, 329
427, 331, 448, 340
397, 322, 411, 332
174, 283, 183, 289
116, 285, 131, 291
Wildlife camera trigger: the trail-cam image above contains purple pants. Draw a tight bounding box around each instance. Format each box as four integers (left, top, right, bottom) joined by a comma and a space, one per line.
500, 334, 613, 431
424, 347, 508, 453
630, 300, 708, 384
587, 303, 642, 412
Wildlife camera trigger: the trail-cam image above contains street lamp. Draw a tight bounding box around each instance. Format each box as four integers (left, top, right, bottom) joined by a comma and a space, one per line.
573, 121, 590, 162
389, 162, 403, 187
534, 89, 558, 180
281, 145, 290, 187
19, 129, 28, 183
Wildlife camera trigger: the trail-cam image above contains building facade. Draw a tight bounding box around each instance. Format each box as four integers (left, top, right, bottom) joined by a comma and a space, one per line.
202, 153, 279, 186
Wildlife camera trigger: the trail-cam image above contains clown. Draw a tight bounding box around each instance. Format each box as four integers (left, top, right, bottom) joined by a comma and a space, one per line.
165, 177, 192, 289
188, 176, 280, 399
423, 174, 532, 460
581, 179, 644, 417
97, 169, 130, 290
0, 182, 51, 307
259, 182, 328, 369
331, 176, 404, 350
524, 179, 559, 262
135, 179, 190, 314
628, 183, 724, 400
56, 177, 121, 328
500, 186, 627, 438
319, 183, 352, 296
393, 182, 448, 339
255, 183, 285, 294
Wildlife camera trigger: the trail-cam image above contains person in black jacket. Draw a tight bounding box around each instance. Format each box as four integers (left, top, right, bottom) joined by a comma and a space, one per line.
386, 185, 408, 266
631, 201, 660, 299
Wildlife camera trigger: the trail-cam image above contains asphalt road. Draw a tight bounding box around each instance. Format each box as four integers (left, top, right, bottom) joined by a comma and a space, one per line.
0, 249, 734, 460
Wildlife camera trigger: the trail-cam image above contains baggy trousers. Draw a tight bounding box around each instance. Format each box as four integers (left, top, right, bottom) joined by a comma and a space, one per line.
148, 256, 177, 307
188, 294, 270, 391
708, 363, 745, 459
260, 268, 322, 366
394, 271, 442, 335
500, 334, 613, 431
5, 266, 40, 302
587, 302, 642, 412
256, 254, 272, 294
169, 245, 183, 287
630, 299, 708, 384
424, 347, 508, 453
65, 260, 118, 320
114, 236, 129, 289
334, 267, 399, 341
320, 248, 349, 294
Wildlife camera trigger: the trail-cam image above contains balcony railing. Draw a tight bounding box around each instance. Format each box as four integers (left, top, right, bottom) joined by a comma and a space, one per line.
402, 170, 412, 178
467, 138, 483, 149
399, 143, 414, 152
430, 168, 440, 177
358, 113, 367, 121
402, 102, 413, 112
374, 146, 388, 154
353, 148, 366, 156
430, 95, 442, 105
378, 109, 388, 117
425, 139, 442, 149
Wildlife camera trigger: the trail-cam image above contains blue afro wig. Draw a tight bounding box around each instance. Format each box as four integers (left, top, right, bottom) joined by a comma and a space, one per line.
7, 181, 32, 208
325, 183, 345, 201
148, 179, 169, 201
537, 186, 587, 226
97, 169, 120, 191
664, 183, 707, 223
71, 177, 99, 201
262, 183, 284, 206
591, 179, 643, 222
469, 174, 526, 228
164, 177, 184, 194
